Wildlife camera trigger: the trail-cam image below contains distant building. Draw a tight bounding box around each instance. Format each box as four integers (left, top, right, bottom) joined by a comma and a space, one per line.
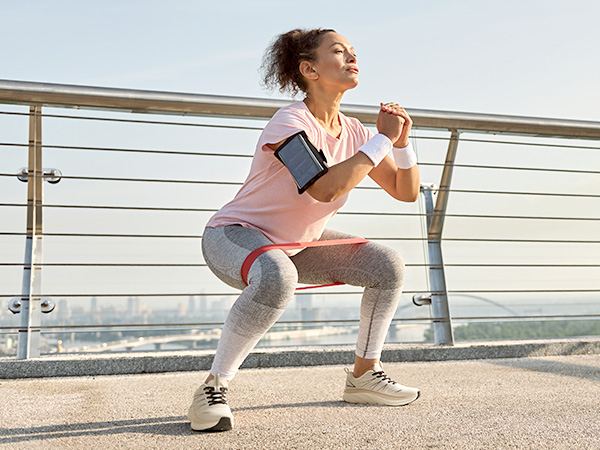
57, 299, 71, 320
198, 295, 207, 313
188, 296, 196, 314
90, 297, 99, 319
127, 297, 141, 317
178, 301, 186, 317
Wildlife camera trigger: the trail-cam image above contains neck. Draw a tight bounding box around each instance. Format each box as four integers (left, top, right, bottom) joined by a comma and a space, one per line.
303, 87, 345, 129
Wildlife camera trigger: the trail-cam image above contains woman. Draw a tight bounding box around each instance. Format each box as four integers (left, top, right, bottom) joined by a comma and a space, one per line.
188, 28, 421, 432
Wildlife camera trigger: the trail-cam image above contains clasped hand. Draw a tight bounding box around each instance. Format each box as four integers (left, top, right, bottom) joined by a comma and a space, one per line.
376, 102, 413, 148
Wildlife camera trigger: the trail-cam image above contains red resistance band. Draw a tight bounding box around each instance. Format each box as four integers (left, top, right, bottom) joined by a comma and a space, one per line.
240, 238, 369, 290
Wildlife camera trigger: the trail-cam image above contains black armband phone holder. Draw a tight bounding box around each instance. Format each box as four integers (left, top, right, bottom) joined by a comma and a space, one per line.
274, 131, 328, 194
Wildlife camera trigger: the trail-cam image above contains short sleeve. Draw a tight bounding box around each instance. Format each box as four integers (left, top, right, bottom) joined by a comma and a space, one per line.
345, 116, 376, 150
257, 104, 316, 152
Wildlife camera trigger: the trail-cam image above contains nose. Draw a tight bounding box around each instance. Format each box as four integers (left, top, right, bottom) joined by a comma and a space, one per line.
347, 51, 356, 63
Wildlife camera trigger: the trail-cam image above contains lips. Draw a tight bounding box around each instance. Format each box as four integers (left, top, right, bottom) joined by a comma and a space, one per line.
347, 67, 359, 74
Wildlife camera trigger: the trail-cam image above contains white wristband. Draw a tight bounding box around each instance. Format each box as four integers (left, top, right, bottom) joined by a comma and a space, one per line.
358, 133, 392, 166
392, 142, 417, 169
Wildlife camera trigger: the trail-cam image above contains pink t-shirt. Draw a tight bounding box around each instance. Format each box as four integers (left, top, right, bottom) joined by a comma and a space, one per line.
206, 101, 374, 255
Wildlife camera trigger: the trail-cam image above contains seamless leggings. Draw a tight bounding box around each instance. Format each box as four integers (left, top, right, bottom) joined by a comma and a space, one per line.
202, 225, 406, 379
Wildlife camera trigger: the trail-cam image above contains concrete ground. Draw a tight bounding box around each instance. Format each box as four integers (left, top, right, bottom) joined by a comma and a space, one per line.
1, 354, 599, 450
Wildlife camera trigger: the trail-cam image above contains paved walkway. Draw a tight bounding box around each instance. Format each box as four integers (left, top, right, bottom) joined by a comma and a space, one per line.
1, 354, 599, 449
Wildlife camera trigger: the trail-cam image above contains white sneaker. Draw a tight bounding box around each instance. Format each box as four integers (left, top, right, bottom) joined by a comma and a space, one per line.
342, 363, 420, 406
187, 374, 234, 431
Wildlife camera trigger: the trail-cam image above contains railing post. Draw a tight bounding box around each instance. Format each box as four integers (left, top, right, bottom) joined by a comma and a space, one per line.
420, 130, 460, 346
16, 105, 44, 359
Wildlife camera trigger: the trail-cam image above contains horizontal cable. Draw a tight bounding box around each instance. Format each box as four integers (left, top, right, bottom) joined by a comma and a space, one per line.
39, 204, 425, 216
39, 232, 203, 239
0, 171, 372, 191
11, 262, 587, 268
40, 204, 600, 221
0, 142, 27, 148
1, 263, 597, 268
4, 202, 597, 222
418, 161, 600, 175
0, 263, 209, 267
5, 165, 598, 188
414, 134, 600, 151
43, 204, 219, 213
3, 138, 600, 155
7, 202, 600, 223
443, 237, 600, 244
0, 317, 427, 332
448, 314, 600, 321
445, 213, 600, 221
16, 173, 380, 191
0, 290, 428, 299
448, 289, 600, 294
447, 188, 600, 199
35, 233, 423, 240
7, 164, 597, 186
2, 289, 599, 300
41, 112, 266, 130
0, 172, 241, 186
42, 143, 254, 158
1, 232, 598, 244
1, 314, 598, 333
0, 111, 30, 117
445, 263, 600, 268
2, 232, 596, 244
62, 174, 244, 185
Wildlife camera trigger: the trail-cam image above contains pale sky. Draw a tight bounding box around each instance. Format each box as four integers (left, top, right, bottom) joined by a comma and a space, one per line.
1, 0, 599, 326
3, 0, 599, 120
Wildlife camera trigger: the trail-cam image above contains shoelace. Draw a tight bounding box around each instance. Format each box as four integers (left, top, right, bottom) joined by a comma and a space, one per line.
204, 373, 228, 405
372, 370, 397, 385
204, 385, 228, 405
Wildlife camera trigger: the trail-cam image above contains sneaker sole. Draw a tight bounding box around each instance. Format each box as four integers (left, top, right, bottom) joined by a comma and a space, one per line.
188, 407, 233, 432
342, 389, 420, 406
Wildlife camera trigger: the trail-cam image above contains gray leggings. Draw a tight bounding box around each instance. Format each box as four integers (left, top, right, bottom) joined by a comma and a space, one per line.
202, 225, 405, 379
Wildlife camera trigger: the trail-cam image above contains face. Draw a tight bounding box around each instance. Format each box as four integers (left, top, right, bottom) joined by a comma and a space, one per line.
302, 32, 359, 92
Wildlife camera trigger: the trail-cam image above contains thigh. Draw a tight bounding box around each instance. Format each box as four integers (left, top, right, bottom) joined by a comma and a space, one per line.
202, 225, 274, 290
202, 225, 297, 291
290, 229, 405, 289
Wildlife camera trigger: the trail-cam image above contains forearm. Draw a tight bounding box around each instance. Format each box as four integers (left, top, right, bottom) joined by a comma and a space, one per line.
306, 152, 374, 202
391, 142, 420, 201
394, 164, 420, 202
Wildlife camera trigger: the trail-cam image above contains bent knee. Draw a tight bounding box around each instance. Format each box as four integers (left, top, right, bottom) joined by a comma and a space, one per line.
249, 253, 298, 309
373, 247, 405, 290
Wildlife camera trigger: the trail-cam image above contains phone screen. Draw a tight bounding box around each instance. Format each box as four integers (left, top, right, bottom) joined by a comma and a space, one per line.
276, 134, 324, 188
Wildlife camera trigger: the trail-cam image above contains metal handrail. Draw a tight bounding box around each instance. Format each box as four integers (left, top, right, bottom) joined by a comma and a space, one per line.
2, 79, 599, 357
2, 79, 600, 138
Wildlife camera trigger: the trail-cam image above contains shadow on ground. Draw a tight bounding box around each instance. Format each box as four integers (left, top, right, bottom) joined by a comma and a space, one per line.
490, 358, 600, 382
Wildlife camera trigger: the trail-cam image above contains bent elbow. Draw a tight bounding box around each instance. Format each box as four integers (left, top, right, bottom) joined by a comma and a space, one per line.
306, 183, 343, 203
395, 190, 420, 203
406, 191, 420, 203
309, 191, 339, 203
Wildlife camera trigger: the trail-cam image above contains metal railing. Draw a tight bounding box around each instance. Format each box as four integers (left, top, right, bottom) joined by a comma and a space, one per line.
1, 79, 599, 358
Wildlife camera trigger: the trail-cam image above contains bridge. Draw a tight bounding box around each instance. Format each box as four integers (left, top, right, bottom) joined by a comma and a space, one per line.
1, 80, 599, 448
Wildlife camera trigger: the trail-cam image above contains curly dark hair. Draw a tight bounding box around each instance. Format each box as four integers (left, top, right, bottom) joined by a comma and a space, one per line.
261, 28, 336, 97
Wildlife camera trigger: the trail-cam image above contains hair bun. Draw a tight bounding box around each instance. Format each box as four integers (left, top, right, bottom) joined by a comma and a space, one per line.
260, 28, 335, 98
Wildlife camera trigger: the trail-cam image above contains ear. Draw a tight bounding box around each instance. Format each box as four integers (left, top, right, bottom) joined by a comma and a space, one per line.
299, 60, 318, 80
